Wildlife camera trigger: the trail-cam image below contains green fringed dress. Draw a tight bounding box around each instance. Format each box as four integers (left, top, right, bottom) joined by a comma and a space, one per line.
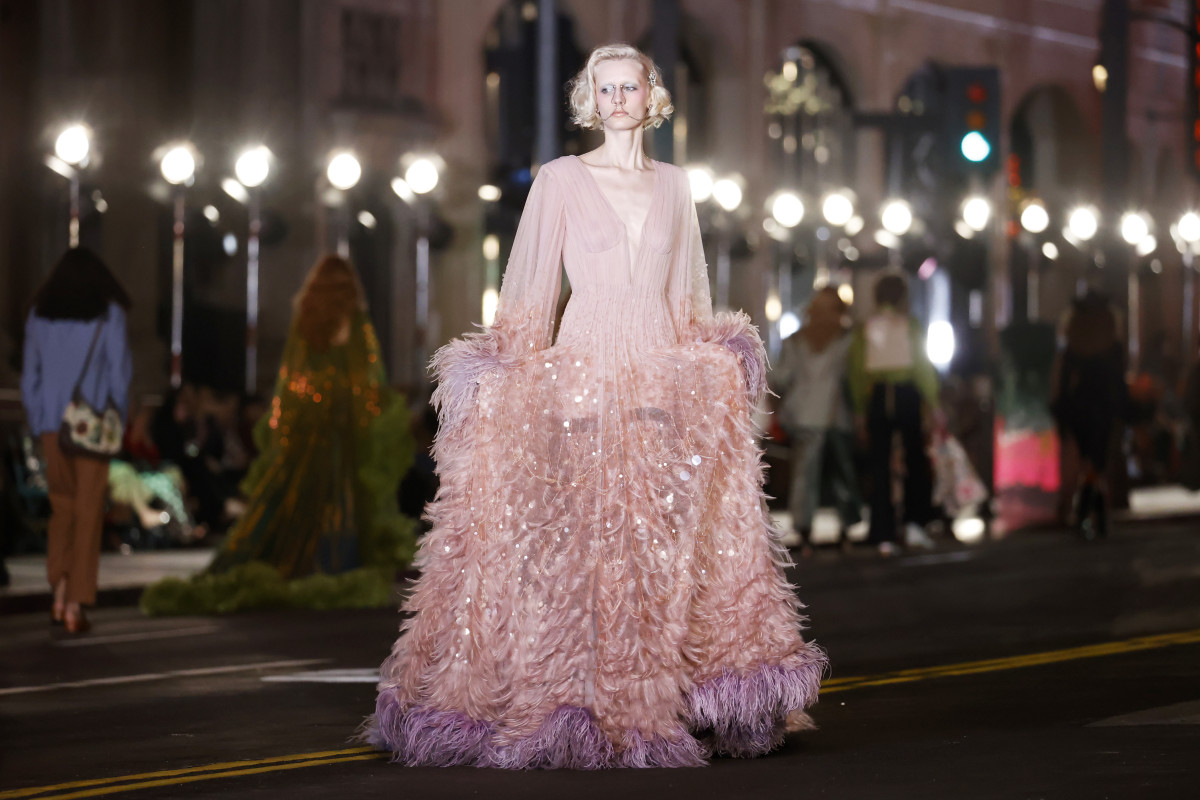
142, 312, 416, 615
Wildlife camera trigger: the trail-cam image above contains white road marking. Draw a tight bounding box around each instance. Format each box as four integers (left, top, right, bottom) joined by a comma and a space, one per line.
262, 668, 379, 684
0, 658, 327, 696
53, 625, 220, 648
1089, 700, 1200, 727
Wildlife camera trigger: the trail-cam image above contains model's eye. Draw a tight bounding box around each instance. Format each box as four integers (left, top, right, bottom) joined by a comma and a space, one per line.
624, 84, 639, 92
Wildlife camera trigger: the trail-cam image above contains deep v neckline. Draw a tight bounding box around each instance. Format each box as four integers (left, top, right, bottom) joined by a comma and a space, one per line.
572, 155, 659, 266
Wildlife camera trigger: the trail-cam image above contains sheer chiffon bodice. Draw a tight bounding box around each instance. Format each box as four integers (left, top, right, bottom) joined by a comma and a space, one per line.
367, 156, 825, 769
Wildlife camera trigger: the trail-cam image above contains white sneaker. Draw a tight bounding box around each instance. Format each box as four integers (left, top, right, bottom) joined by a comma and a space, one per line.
905, 523, 935, 550
877, 541, 899, 557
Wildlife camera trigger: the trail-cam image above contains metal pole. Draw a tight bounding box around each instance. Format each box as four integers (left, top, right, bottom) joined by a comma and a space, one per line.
68, 174, 80, 249
415, 201, 431, 381
716, 227, 731, 310
170, 191, 185, 388
337, 205, 350, 258
535, 0, 558, 166
415, 231, 430, 378
651, 0, 679, 162
1184, 249, 1195, 361
245, 192, 261, 395
1027, 245, 1040, 321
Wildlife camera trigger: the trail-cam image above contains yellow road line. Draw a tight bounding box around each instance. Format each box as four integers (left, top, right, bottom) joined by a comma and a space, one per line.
5, 626, 1199, 798
0, 748, 375, 800
820, 627, 1200, 693
29, 754, 385, 800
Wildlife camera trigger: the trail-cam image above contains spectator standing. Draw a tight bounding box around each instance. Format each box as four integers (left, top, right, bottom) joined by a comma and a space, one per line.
21, 248, 132, 633
772, 287, 863, 555
848, 273, 939, 555
1051, 291, 1126, 539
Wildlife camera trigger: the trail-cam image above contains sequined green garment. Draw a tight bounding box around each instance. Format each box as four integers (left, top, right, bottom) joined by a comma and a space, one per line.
208, 312, 416, 579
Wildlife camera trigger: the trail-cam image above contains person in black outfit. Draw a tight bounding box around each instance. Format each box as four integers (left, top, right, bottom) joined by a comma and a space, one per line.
1052, 291, 1126, 539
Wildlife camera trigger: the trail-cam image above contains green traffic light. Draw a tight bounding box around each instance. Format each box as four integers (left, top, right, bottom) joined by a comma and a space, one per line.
961, 131, 991, 162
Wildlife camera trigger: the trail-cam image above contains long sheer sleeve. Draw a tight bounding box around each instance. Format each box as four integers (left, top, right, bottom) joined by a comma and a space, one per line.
430, 164, 565, 436
491, 166, 566, 353
669, 196, 714, 340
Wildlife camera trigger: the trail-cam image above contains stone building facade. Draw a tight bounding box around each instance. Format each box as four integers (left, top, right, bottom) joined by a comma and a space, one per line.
1, 0, 1194, 401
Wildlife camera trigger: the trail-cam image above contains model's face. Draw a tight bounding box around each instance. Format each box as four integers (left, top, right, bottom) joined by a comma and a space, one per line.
593, 59, 649, 130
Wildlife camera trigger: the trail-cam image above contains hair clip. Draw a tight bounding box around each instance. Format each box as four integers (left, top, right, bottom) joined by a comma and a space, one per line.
648, 71, 657, 87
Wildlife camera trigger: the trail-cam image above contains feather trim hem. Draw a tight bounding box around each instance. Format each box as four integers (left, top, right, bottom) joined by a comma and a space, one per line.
690, 311, 769, 407
686, 657, 827, 758
366, 697, 708, 769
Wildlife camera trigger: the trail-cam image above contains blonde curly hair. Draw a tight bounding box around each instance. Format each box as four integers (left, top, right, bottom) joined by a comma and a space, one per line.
567, 44, 674, 131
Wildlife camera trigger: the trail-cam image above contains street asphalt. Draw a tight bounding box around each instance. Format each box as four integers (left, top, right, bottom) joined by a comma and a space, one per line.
2, 520, 1198, 799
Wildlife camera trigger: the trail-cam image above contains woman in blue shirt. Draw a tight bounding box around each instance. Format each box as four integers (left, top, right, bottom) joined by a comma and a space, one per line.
21, 248, 132, 633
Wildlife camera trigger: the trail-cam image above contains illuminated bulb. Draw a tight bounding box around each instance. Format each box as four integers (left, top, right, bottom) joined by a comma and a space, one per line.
822, 191, 854, 227
881, 199, 913, 236
235, 146, 270, 188
161, 145, 196, 185
406, 157, 440, 194
771, 192, 804, 228
1068, 207, 1099, 241
1020, 200, 1049, 234
327, 152, 361, 191
55, 125, 90, 166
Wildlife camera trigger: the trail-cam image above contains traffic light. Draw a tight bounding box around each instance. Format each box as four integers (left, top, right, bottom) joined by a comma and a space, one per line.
944, 67, 1001, 177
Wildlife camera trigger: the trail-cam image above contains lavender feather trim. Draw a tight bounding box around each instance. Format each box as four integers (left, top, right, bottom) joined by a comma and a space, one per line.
489, 705, 615, 770
368, 695, 493, 767
690, 311, 769, 407
617, 729, 710, 768
428, 324, 522, 437
365, 699, 712, 769
686, 660, 825, 758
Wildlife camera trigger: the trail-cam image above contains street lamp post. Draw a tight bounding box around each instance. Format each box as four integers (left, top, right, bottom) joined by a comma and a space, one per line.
161, 144, 197, 388
327, 151, 362, 257
52, 124, 91, 248
401, 155, 441, 382
234, 146, 271, 395
712, 175, 744, 310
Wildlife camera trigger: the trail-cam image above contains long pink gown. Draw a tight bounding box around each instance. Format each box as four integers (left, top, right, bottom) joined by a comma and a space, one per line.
368, 155, 826, 768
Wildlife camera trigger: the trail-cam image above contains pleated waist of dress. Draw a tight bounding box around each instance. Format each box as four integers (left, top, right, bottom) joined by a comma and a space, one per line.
554, 286, 677, 352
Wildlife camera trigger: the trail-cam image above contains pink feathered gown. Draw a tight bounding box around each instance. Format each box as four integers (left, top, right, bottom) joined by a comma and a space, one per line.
367, 156, 826, 768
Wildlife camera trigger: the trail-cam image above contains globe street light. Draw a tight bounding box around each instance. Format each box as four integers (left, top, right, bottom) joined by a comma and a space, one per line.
880, 199, 913, 236
962, 196, 991, 232
1067, 206, 1099, 241
55, 124, 90, 166
770, 191, 805, 228
233, 145, 272, 393
1119, 211, 1150, 246
235, 146, 271, 188
1019, 199, 1050, 234
327, 151, 361, 191
686, 165, 714, 203
1178, 211, 1200, 244
822, 191, 854, 227
161, 145, 197, 185
712, 177, 743, 213
405, 157, 440, 195
161, 142, 198, 388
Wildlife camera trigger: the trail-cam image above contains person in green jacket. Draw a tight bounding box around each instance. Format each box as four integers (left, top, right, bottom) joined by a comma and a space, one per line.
847, 273, 939, 555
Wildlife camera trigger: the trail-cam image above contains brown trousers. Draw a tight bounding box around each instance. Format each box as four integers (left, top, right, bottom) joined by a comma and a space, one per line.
41, 433, 109, 605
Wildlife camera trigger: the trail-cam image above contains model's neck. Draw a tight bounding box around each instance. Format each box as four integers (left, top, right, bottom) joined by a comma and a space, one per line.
593, 128, 651, 170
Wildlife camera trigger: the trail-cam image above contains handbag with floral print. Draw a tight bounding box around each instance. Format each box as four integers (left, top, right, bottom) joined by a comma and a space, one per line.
58, 315, 123, 459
